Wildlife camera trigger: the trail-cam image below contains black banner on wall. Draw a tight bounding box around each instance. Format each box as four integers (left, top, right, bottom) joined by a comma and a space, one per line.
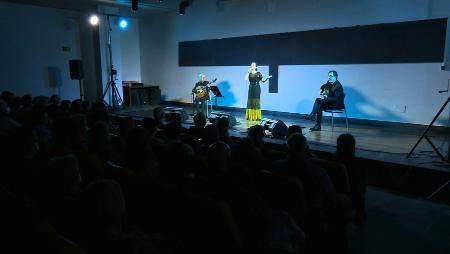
179, 18, 447, 93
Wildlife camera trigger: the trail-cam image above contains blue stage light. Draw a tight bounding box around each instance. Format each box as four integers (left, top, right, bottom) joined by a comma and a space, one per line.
118, 18, 128, 30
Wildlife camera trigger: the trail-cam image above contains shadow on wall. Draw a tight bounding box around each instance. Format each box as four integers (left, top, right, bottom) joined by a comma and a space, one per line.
215, 81, 237, 107
343, 87, 406, 122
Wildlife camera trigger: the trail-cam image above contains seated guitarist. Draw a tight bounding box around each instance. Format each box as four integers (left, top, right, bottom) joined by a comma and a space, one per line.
192, 73, 215, 115
304, 70, 345, 131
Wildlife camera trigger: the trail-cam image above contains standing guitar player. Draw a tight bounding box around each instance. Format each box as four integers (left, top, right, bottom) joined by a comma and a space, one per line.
192, 73, 216, 115
304, 70, 345, 131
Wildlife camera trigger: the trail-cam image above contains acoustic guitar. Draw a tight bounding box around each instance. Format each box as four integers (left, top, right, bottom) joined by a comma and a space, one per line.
195, 78, 217, 99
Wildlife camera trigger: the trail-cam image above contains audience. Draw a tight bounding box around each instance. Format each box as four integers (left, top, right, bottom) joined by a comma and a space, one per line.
1, 90, 363, 254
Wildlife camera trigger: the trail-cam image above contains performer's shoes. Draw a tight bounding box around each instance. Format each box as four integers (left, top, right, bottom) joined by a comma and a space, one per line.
309, 125, 321, 131
303, 114, 316, 121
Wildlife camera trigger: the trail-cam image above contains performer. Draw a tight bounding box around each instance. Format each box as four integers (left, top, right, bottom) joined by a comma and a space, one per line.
245, 62, 271, 121
192, 73, 216, 115
304, 70, 345, 131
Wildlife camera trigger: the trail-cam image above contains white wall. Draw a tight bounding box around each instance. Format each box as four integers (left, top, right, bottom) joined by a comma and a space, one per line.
0, 2, 82, 100
139, 0, 450, 125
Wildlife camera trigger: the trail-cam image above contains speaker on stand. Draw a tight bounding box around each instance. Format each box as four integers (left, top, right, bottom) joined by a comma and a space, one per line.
69, 59, 84, 101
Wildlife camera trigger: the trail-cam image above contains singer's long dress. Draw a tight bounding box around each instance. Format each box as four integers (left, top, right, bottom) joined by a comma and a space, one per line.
246, 72, 263, 121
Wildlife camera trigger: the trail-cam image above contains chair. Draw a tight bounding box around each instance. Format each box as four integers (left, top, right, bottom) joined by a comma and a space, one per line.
324, 94, 348, 133
324, 108, 348, 133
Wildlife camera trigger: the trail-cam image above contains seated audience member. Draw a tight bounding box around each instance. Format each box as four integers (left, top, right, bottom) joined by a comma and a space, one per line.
335, 133, 367, 223
217, 117, 234, 148
188, 112, 207, 140
153, 106, 166, 129
0, 99, 21, 131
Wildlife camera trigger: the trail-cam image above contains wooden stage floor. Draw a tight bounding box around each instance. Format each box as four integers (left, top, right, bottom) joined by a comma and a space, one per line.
113, 105, 450, 173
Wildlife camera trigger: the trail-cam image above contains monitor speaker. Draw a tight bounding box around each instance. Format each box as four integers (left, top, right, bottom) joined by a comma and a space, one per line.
209, 112, 237, 127
260, 118, 287, 139
164, 107, 188, 123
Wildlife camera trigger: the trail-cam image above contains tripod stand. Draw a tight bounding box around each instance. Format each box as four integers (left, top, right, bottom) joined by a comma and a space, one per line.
102, 66, 122, 110
102, 15, 123, 110
407, 94, 450, 162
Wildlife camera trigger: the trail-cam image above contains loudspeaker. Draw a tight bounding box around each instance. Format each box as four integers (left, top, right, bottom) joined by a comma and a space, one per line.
164, 107, 188, 123
69, 60, 83, 80
260, 118, 287, 139
209, 111, 237, 127
131, 0, 138, 11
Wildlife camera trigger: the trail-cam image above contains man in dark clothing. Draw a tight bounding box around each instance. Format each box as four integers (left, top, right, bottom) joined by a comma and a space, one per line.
305, 70, 345, 131
192, 74, 215, 115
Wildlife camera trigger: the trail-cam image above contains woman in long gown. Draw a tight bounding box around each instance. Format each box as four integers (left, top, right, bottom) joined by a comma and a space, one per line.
245, 62, 270, 121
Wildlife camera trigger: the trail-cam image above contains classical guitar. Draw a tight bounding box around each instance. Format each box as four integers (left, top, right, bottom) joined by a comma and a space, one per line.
195, 78, 217, 99
319, 82, 333, 99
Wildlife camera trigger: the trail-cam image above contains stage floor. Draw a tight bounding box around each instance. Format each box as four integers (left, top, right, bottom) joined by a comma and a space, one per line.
113, 105, 450, 173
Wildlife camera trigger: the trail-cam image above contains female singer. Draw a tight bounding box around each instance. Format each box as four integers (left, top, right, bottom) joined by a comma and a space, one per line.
245, 62, 271, 121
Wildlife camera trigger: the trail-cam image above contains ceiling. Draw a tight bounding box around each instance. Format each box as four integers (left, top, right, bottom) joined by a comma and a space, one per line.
0, 0, 184, 16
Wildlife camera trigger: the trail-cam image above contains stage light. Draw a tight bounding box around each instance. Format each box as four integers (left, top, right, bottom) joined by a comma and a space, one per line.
179, 0, 191, 15
89, 15, 99, 25
118, 18, 128, 30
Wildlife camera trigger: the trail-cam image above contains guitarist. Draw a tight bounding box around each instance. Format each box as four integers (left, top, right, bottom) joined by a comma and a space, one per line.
304, 70, 345, 131
192, 73, 216, 115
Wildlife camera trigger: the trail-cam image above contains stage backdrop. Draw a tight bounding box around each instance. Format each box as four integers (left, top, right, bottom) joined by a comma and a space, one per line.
139, 0, 450, 125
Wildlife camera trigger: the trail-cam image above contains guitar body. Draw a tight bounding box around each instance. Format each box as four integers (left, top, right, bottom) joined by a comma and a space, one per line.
320, 82, 332, 99
194, 78, 217, 100
195, 86, 208, 99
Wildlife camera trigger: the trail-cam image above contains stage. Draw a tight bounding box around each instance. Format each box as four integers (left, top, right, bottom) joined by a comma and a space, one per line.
111, 104, 450, 203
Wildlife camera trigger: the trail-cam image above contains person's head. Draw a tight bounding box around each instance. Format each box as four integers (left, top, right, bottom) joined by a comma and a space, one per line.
198, 73, 206, 82
193, 112, 206, 128
286, 133, 308, 160
140, 117, 158, 136
153, 106, 165, 122
287, 124, 303, 138
87, 121, 110, 152
328, 70, 338, 83
207, 141, 231, 172
49, 94, 60, 106
217, 117, 230, 137
0, 99, 10, 115
250, 62, 257, 71
21, 94, 33, 107
81, 179, 125, 235
336, 133, 355, 161
203, 124, 219, 145
247, 124, 265, 147
67, 113, 89, 145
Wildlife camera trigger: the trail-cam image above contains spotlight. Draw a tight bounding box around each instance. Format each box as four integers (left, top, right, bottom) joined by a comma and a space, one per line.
179, 0, 191, 15
89, 15, 99, 25
132, 0, 138, 11
117, 18, 128, 30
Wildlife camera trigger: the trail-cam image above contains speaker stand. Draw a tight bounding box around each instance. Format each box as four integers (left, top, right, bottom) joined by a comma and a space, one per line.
407, 96, 450, 162
78, 79, 84, 101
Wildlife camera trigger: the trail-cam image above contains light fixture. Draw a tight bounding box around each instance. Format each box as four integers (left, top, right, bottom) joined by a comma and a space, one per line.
89, 15, 99, 25
179, 0, 191, 15
117, 18, 128, 30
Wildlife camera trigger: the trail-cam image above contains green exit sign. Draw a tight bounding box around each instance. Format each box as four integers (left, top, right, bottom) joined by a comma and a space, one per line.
62, 46, 71, 52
